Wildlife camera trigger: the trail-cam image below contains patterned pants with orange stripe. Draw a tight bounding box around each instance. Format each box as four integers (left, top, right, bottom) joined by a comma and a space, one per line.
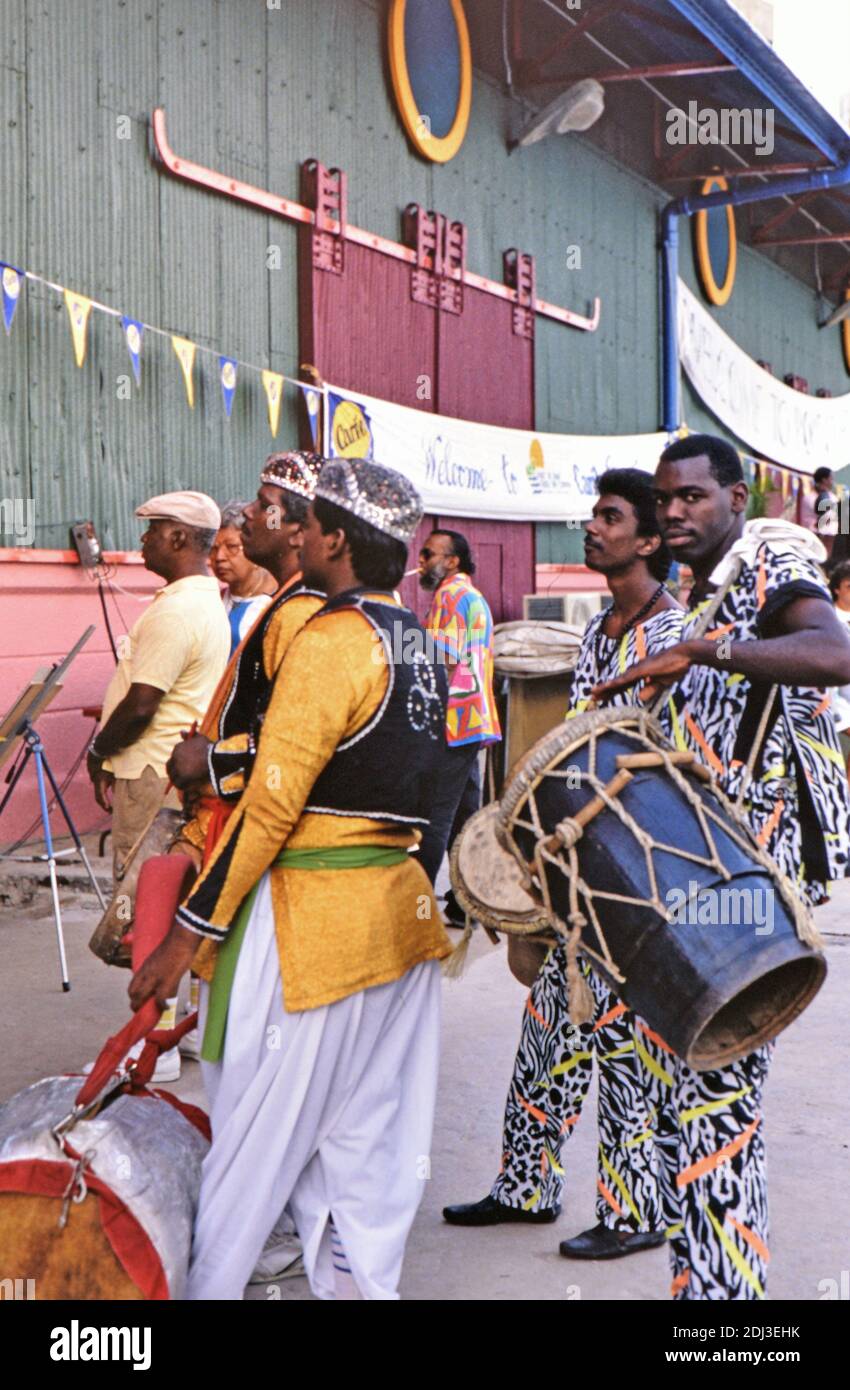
638, 1028, 772, 1301
490, 948, 662, 1232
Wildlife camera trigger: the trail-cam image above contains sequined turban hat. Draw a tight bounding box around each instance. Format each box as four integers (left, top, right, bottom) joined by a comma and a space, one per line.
314, 458, 423, 544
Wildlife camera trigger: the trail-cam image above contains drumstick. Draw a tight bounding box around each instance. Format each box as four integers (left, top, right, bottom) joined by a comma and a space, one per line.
615, 751, 694, 769
542, 768, 633, 853
615, 750, 713, 783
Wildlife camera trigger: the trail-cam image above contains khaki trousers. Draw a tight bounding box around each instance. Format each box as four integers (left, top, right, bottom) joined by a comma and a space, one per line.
111, 765, 176, 880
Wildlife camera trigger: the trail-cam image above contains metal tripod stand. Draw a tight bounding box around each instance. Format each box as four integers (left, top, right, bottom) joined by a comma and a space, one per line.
0, 718, 107, 990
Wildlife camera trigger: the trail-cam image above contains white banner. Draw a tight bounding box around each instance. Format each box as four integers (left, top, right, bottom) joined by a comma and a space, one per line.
325, 385, 670, 523
678, 278, 850, 475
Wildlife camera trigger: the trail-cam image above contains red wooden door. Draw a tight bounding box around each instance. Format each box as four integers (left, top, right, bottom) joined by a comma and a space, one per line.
297, 168, 536, 620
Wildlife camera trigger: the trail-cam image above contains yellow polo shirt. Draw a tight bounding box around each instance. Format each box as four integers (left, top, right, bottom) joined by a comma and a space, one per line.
100, 574, 230, 780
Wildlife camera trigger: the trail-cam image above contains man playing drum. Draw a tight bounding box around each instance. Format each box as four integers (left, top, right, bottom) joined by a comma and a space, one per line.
444, 469, 685, 1259
594, 434, 850, 1299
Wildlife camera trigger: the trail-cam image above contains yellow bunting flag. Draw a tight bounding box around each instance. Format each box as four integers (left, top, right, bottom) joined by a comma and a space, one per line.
64, 290, 93, 367
262, 369, 284, 438
172, 335, 197, 408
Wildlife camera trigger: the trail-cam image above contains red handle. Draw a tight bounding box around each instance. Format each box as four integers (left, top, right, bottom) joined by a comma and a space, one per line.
74, 1006, 198, 1107
75, 850, 200, 1108
75, 1000, 160, 1106
130, 1011, 199, 1088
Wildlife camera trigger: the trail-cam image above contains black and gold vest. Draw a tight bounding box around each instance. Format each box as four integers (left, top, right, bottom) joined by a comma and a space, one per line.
304, 590, 447, 826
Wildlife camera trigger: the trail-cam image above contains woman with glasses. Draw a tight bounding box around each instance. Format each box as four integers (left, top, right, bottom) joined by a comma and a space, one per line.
210, 500, 278, 655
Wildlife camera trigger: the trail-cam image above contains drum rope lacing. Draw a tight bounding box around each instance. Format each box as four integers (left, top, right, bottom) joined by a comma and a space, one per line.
500, 708, 820, 1025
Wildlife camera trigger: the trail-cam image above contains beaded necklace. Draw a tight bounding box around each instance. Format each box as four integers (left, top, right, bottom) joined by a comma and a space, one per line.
593, 582, 667, 666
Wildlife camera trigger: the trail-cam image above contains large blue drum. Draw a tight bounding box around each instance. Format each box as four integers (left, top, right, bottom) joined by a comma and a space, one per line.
497, 706, 826, 1070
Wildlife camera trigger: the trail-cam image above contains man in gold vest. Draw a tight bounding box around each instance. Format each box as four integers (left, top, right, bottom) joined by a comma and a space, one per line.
130, 459, 451, 1301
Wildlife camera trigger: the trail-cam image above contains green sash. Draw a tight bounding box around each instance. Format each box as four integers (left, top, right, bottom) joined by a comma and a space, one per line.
200, 845, 409, 1062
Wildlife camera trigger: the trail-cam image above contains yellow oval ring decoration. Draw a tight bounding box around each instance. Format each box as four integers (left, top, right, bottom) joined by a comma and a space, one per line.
693, 175, 737, 307
842, 285, 850, 377
388, 0, 472, 164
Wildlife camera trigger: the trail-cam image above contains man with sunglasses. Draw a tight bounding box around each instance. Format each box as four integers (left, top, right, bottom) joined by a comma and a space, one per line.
416, 530, 501, 916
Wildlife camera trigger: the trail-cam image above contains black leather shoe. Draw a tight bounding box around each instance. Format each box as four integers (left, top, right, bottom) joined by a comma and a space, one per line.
559, 1222, 666, 1259
441, 889, 468, 929
443, 1195, 560, 1226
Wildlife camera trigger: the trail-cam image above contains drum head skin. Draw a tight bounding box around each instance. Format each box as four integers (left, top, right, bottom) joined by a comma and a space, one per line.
450, 803, 552, 936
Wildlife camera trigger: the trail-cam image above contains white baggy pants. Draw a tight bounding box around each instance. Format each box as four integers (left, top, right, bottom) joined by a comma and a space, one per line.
186, 873, 442, 1301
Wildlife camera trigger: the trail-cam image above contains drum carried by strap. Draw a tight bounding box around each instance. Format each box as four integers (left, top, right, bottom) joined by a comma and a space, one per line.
1, 866, 206, 1299
454, 704, 825, 1071
0, 1000, 208, 1299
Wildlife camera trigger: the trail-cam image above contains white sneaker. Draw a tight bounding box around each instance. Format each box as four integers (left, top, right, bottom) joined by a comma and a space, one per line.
149, 1046, 181, 1084
179, 1028, 201, 1060
248, 1231, 306, 1283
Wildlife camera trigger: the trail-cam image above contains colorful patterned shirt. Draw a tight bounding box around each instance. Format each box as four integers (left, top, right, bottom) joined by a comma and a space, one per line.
568, 605, 686, 716
425, 572, 501, 747
670, 542, 850, 902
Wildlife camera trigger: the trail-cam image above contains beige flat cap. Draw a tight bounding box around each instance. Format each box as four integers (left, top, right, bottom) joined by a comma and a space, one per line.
135, 491, 221, 530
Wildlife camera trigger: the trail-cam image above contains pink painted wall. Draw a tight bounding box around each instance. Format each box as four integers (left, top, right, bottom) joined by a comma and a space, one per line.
535, 563, 606, 595
0, 551, 160, 849
0, 551, 590, 849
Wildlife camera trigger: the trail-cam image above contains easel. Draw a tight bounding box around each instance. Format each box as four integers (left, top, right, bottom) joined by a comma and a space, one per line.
0, 627, 107, 990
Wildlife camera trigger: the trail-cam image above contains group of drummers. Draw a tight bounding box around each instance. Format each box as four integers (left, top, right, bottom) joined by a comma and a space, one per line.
123, 435, 850, 1301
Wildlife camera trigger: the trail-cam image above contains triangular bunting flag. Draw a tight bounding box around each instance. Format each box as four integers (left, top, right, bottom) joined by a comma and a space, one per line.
299, 383, 321, 446
219, 356, 238, 420
1, 264, 24, 335
172, 335, 196, 408
262, 369, 284, 438
122, 317, 144, 386
64, 290, 93, 367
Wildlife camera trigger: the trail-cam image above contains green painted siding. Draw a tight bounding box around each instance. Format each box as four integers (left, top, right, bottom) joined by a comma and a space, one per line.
1, 0, 848, 553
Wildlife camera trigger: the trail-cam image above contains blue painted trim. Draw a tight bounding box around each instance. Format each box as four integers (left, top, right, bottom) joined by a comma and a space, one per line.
660, 158, 850, 431
658, 1, 850, 431
666, 0, 850, 163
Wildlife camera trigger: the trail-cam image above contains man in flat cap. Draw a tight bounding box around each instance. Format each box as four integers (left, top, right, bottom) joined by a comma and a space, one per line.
86, 492, 230, 1077
130, 459, 452, 1300
88, 491, 230, 869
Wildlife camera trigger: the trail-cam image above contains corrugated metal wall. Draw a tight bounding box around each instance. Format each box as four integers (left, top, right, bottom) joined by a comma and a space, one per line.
1, 0, 848, 557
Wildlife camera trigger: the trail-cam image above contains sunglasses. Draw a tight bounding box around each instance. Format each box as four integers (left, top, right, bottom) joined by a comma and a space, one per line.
419, 548, 442, 561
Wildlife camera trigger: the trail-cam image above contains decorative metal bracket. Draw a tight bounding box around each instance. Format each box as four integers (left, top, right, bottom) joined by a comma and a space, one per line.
150, 108, 600, 332
301, 161, 346, 274
503, 249, 536, 339
403, 205, 466, 314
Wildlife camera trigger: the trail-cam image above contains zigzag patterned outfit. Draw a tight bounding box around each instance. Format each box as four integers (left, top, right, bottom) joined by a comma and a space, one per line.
636, 543, 850, 1301
490, 607, 684, 1228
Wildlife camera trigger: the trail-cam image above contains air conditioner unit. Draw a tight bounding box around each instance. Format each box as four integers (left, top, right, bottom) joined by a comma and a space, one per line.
522, 591, 608, 628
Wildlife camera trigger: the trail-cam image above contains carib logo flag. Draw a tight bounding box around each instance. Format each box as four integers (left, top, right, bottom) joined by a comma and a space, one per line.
330, 394, 373, 459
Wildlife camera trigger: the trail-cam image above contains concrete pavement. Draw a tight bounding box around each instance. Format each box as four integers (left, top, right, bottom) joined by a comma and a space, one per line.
1, 845, 848, 1301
